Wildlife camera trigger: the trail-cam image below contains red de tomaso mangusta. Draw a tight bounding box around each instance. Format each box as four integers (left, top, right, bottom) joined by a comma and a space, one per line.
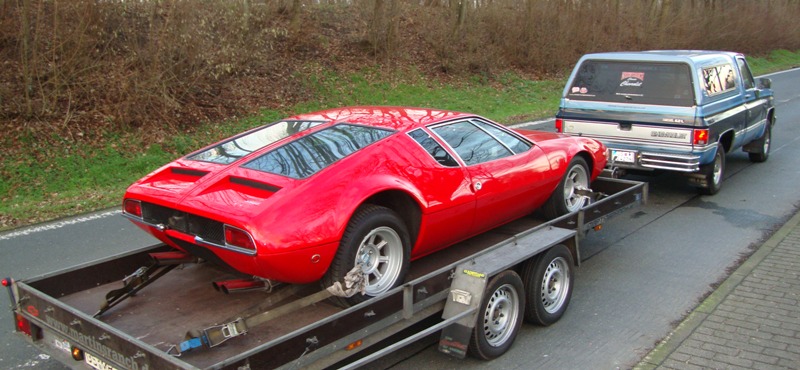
122, 106, 607, 305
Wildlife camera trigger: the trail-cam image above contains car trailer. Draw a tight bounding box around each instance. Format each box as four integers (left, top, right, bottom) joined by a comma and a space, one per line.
5, 177, 646, 370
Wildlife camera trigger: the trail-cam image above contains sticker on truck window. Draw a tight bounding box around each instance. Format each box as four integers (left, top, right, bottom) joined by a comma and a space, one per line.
620, 72, 645, 87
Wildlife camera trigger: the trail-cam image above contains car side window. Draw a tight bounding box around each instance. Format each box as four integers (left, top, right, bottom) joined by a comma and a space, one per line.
408, 129, 459, 167
431, 121, 513, 166
736, 58, 756, 90
701, 64, 737, 96
470, 119, 532, 154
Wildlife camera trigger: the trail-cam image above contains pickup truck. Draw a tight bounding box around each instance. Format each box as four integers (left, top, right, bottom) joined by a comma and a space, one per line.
556, 50, 775, 194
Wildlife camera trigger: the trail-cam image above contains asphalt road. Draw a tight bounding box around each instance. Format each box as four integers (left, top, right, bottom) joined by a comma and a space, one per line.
1, 68, 799, 369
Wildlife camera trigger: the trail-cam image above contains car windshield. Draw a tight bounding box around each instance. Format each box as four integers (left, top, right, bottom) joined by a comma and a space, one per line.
242, 124, 395, 179
187, 120, 325, 164
567, 60, 694, 106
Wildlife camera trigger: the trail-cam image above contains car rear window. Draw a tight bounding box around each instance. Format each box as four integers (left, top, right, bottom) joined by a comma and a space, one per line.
242, 124, 395, 179
187, 120, 325, 164
567, 60, 694, 106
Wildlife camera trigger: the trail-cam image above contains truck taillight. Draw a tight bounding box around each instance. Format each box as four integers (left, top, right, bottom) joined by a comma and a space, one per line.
555, 118, 564, 133
123, 199, 143, 218
1, 277, 10, 287
694, 129, 709, 145
225, 225, 256, 252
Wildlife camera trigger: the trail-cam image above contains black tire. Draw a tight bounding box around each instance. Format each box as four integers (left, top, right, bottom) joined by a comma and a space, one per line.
468, 270, 525, 360
322, 205, 410, 307
698, 142, 725, 195
543, 157, 591, 219
521, 244, 575, 326
748, 124, 771, 163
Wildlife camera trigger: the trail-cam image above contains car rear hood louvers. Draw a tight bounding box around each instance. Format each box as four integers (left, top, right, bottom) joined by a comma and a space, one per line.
229, 177, 282, 193
170, 167, 210, 177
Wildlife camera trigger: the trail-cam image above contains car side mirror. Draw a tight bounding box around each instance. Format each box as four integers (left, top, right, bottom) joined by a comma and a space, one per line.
758, 77, 772, 89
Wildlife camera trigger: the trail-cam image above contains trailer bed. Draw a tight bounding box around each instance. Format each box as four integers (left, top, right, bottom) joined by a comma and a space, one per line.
7, 178, 647, 370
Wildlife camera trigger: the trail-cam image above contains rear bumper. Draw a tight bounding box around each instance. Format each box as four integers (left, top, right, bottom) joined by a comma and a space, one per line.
605, 142, 716, 173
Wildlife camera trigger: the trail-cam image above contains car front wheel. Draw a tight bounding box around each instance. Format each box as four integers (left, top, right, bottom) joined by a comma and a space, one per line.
543, 157, 590, 219
748, 124, 771, 163
323, 205, 410, 307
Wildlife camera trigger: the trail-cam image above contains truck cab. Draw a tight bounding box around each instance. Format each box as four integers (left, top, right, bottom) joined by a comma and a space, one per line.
556, 50, 775, 194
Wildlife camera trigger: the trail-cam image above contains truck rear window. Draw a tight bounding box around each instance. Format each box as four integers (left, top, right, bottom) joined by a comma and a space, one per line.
567, 61, 694, 106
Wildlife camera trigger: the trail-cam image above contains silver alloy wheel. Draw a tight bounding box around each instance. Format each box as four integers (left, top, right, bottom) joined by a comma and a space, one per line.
482, 283, 520, 347
541, 256, 571, 314
762, 131, 771, 154
355, 226, 404, 295
712, 152, 723, 186
563, 164, 590, 212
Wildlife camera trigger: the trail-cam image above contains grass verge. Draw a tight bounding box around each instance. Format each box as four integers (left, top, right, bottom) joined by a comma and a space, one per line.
2, 50, 799, 231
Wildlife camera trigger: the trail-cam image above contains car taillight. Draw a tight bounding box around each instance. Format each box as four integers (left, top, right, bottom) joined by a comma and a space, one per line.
555, 118, 564, 133
123, 199, 143, 218
694, 129, 709, 145
224, 225, 256, 252
15, 313, 32, 336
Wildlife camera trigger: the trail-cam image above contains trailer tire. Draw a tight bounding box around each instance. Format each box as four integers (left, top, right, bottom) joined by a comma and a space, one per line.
468, 270, 525, 360
323, 205, 410, 307
698, 142, 725, 195
543, 157, 590, 219
748, 124, 771, 163
522, 244, 574, 326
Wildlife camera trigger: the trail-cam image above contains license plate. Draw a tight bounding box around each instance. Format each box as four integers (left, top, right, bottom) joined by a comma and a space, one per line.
85, 352, 119, 370
611, 150, 636, 163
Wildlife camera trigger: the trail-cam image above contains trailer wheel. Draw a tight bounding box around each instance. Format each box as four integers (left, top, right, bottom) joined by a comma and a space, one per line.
543, 157, 590, 219
323, 205, 410, 307
522, 244, 574, 326
468, 270, 525, 360
748, 124, 771, 163
698, 142, 725, 195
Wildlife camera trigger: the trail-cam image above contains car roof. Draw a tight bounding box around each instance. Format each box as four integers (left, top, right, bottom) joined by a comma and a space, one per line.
578, 50, 742, 67
287, 106, 476, 132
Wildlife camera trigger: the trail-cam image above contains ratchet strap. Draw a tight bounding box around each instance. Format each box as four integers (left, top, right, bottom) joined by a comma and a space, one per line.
94, 251, 197, 317
172, 264, 367, 355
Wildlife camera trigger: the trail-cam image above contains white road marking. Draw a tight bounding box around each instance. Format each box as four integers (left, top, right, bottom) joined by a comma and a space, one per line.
0, 209, 120, 241
510, 118, 554, 129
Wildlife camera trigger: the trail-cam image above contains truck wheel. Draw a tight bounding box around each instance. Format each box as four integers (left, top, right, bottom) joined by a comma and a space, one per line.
522, 244, 574, 326
323, 205, 410, 307
748, 124, 771, 163
468, 270, 525, 360
543, 157, 590, 219
698, 142, 725, 195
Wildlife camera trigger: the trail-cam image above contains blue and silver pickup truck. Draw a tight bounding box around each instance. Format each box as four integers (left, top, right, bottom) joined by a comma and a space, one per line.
556, 50, 775, 194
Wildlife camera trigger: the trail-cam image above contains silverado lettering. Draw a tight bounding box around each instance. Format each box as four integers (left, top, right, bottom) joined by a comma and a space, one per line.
650, 131, 688, 139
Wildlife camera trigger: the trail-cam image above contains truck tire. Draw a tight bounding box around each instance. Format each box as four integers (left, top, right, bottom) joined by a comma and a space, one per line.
468, 270, 525, 360
323, 205, 410, 307
543, 157, 590, 219
748, 124, 771, 163
521, 244, 574, 326
698, 142, 725, 195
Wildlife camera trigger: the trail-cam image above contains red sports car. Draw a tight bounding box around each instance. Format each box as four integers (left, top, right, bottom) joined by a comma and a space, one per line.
123, 106, 607, 305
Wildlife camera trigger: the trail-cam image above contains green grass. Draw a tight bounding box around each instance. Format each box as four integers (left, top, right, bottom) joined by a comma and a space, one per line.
1, 51, 798, 230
